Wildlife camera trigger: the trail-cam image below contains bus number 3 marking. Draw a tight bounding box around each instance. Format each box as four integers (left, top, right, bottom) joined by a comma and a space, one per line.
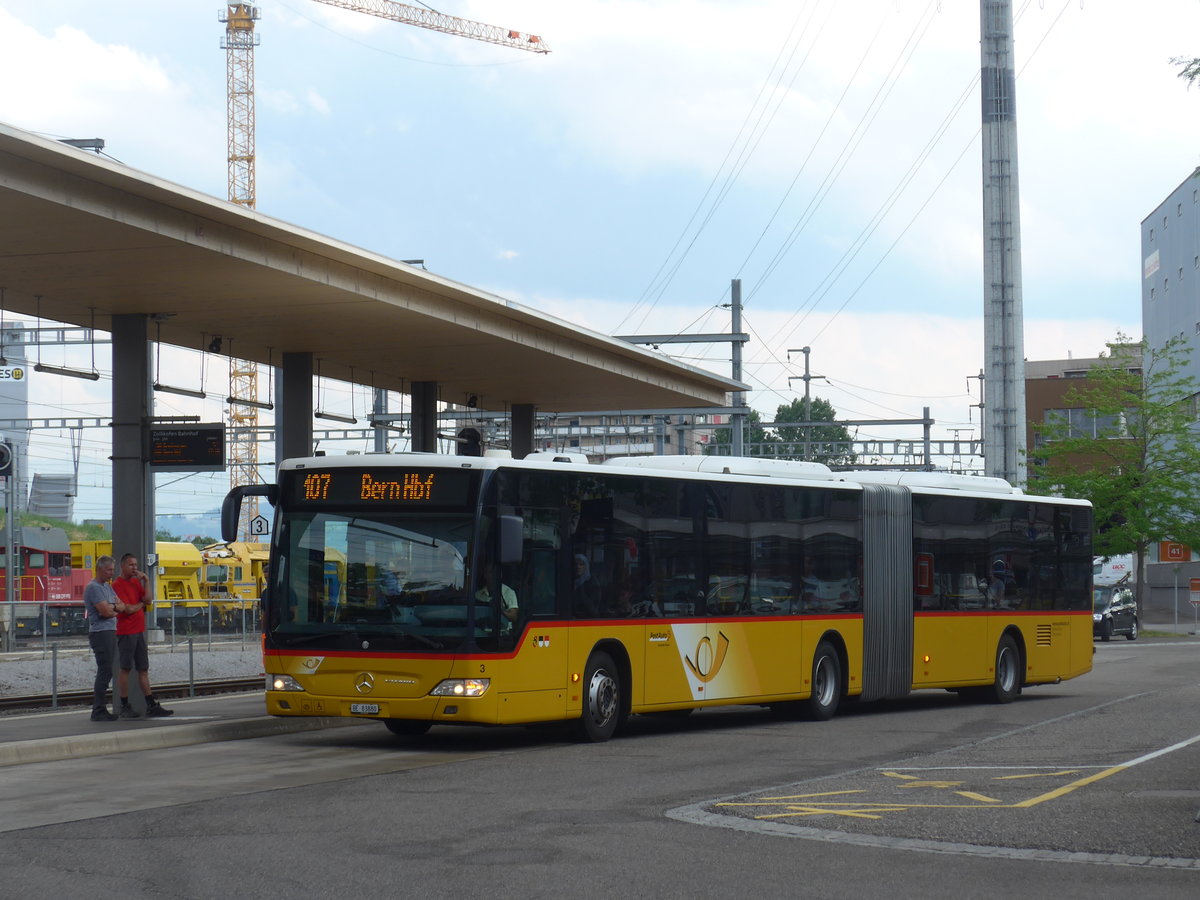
684, 631, 731, 683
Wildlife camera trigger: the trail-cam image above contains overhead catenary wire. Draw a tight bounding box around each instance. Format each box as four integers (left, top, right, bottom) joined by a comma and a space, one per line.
627, 1, 1071, 428
766, 0, 1069, 354
619, 0, 828, 333
723, 0, 1072, 431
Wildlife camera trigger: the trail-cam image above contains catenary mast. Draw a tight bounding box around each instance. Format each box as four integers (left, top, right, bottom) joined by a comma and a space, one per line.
980, 0, 1026, 486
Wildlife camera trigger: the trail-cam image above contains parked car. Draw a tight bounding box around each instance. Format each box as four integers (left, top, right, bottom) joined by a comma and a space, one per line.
1094, 584, 1138, 641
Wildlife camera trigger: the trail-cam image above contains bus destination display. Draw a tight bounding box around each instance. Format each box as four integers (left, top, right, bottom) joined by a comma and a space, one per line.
290, 468, 474, 507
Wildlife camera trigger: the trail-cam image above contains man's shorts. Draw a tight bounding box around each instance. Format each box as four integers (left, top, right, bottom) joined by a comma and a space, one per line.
117, 632, 150, 672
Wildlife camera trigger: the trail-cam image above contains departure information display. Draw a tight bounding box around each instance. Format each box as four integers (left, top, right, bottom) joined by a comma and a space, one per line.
287, 467, 476, 508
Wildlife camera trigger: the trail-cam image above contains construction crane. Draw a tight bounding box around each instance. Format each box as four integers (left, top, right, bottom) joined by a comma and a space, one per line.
220, 4, 262, 542
218, 3, 548, 539
310, 1, 548, 51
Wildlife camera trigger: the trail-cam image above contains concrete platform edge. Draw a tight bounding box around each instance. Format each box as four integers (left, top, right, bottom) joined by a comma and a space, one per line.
0, 716, 359, 768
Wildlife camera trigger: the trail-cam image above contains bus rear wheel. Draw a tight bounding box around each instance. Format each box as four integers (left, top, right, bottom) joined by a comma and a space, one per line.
384, 719, 432, 738
806, 641, 842, 720
771, 640, 842, 721
983, 634, 1021, 704
573, 651, 621, 742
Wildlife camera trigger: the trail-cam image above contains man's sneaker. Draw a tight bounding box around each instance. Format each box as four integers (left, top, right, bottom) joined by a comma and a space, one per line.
146, 703, 174, 718
119, 705, 141, 719
90, 708, 118, 722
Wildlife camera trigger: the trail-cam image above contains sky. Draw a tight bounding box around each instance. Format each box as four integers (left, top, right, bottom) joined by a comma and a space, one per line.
0, 0, 1198, 524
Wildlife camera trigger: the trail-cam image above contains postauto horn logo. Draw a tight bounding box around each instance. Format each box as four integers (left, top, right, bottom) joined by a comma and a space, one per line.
684, 631, 730, 683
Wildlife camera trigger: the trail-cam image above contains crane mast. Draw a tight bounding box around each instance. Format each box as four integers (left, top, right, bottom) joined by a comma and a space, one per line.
221, 4, 259, 209
221, 4, 262, 540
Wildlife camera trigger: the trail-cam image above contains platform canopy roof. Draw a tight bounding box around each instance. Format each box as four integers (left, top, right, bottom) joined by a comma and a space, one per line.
0, 122, 742, 412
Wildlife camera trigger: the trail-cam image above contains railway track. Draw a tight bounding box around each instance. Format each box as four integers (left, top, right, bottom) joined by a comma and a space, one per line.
0, 676, 265, 714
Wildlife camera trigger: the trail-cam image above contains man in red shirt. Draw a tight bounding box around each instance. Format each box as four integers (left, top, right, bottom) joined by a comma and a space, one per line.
113, 553, 173, 718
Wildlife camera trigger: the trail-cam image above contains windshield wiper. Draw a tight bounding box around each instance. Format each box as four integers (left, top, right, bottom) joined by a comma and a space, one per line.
276, 630, 351, 646
348, 624, 443, 650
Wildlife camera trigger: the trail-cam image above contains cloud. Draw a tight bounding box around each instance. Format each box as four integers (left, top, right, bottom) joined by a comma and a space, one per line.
259, 87, 303, 116
306, 89, 332, 117
0, 8, 224, 195
497, 249, 520, 261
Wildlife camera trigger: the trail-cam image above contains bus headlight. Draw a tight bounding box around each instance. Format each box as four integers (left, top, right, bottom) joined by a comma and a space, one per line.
430, 678, 490, 698
268, 674, 305, 692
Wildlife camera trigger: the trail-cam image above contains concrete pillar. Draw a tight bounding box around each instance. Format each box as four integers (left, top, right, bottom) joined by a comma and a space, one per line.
111, 313, 152, 714
373, 388, 387, 453
278, 352, 314, 463
410, 381, 438, 452
111, 314, 153, 566
511, 404, 535, 459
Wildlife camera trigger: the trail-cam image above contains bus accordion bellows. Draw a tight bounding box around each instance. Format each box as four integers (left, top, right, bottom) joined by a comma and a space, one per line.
223, 451, 1094, 742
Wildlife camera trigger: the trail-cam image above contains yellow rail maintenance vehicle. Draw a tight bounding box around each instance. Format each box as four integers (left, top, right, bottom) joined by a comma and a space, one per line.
200, 541, 269, 628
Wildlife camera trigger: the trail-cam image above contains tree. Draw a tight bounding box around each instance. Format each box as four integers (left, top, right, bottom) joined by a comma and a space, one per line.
707, 408, 778, 457
1172, 55, 1200, 86
1029, 335, 1200, 612
773, 397, 857, 467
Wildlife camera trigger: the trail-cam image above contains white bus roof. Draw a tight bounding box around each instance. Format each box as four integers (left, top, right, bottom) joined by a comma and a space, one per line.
836, 470, 1021, 494
601, 454, 836, 481
278, 453, 1088, 505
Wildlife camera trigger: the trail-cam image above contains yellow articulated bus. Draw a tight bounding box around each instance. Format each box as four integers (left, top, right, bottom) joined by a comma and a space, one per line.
223, 452, 1094, 742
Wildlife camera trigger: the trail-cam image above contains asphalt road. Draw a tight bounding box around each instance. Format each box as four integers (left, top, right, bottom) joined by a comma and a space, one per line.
2, 638, 1198, 899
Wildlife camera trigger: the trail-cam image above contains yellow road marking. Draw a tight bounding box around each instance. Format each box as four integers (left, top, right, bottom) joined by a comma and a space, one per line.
758, 805, 909, 820
955, 791, 1000, 802
724, 752, 1177, 822
1012, 765, 1128, 808
748, 790, 867, 801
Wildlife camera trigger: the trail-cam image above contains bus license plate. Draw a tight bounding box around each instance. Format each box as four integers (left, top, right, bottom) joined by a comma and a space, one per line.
350, 703, 380, 715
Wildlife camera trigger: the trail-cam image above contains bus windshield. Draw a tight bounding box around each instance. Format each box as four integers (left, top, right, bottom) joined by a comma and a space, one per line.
271, 510, 481, 652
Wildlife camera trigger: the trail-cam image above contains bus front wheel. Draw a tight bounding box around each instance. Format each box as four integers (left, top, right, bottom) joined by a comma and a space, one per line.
384, 719, 432, 738
573, 651, 621, 742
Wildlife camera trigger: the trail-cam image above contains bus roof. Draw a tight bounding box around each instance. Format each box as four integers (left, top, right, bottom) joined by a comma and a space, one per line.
277, 452, 1090, 506
836, 470, 1020, 494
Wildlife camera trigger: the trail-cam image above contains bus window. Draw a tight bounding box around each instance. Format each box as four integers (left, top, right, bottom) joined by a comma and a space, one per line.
513, 508, 561, 618
704, 484, 749, 616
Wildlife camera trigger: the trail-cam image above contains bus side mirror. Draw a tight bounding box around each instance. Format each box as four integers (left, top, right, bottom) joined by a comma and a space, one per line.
221, 484, 279, 542
498, 515, 524, 565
